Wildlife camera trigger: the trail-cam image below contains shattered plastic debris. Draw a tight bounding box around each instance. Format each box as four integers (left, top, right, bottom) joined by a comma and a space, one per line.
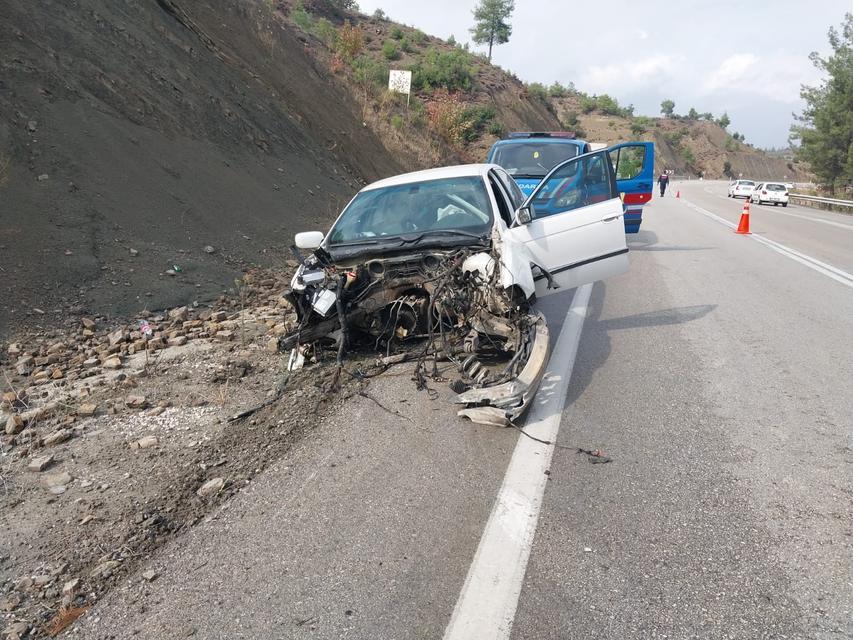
287, 348, 305, 372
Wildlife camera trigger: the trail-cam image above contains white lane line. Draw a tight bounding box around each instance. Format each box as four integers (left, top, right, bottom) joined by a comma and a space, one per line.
443, 284, 592, 640
682, 199, 853, 290
766, 208, 853, 231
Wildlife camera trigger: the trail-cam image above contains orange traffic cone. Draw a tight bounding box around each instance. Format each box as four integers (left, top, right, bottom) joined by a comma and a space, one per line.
736, 201, 751, 234
676, 190, 680, 198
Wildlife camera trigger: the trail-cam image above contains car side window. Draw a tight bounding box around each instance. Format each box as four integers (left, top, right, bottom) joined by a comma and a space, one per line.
531, 151, 616, 218
609, 145, 645, 180
488, 174, 514, 226
492, 167, 525, 208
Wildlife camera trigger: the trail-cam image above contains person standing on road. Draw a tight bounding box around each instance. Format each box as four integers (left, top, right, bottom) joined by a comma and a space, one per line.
658, 171, 669, 197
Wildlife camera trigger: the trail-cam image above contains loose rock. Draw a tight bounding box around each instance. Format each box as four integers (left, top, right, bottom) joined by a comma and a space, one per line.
90, 560, 121, 579
27, 454, 55, 472
131, 435, 158, 450
3, 621, 28, 639
125, 394, 147, 409
43, 428, 72, 446
62, 578, 80, 595
42, 471, 73, 494
169, 306, 189, 322
5, 414, 24, 435
77, 403, 98, 417
103, 356, 123, 369
196, 477, 225, 498
15, 356, 34, 376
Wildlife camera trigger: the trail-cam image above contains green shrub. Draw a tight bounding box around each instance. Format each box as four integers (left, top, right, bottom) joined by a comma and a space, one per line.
390, 114, 404, 130
390, 26, 404, 40
381, 40, 400, 60
372, 8, 387, 20
411, 29, 427, 44
313, 17, 337, 48
594, 94, 621, 116
526, 82, 548, 102
630, 116, 653, 136
409, 96, 427, 127
351, 55, 390, 93
487, 120, 504, 137
293, 2, 312, 31
579, 94, 597, 114
562, 110, 579, 128
461, 105, 496, 142
412, 47, 474, 91
548, 82, 565, 98
400, 37, 413, 53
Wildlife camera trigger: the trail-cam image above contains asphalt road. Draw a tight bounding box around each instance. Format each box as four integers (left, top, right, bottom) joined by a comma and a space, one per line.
75, 181, 853, 640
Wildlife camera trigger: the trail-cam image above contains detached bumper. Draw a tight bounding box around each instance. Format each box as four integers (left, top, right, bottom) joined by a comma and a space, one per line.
454, 311, 550, 427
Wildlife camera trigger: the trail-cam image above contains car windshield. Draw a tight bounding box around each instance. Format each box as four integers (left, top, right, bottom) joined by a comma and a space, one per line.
491, 142, 581, 178
739, 181, 755, 186
766, 183, 786, 191
327, 176, 493, 245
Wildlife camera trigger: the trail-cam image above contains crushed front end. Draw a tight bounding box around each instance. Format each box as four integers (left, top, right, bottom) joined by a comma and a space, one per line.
281, 242, 549, 427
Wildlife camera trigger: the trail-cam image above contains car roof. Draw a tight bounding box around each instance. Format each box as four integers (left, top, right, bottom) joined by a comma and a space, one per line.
490, 137, 584, 148
362, 164, 497, 191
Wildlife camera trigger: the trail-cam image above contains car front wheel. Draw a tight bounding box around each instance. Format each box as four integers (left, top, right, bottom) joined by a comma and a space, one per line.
782, 203, 788, 207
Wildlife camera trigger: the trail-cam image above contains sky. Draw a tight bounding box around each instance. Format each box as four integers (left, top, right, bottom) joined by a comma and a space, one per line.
355, 0, 849, 148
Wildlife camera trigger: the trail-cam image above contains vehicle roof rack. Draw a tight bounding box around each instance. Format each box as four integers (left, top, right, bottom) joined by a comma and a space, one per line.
506, 131, 577, 139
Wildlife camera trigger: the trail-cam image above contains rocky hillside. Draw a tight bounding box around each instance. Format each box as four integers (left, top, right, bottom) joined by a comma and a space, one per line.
0, 0, 402, 336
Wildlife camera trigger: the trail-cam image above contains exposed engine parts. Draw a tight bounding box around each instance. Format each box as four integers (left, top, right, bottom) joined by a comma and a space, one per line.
281, 245, 550, 427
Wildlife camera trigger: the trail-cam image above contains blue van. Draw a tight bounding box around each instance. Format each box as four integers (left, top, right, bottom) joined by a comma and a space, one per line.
487, 132, 654, 234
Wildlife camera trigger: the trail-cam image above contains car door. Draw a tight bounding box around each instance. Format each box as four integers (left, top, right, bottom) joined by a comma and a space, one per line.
503, 150, 628, 298
607, 141, 654, 234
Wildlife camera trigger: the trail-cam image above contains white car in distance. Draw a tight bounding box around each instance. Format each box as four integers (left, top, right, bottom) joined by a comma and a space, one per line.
728, 179, 755, 199
750, 182, 790, 207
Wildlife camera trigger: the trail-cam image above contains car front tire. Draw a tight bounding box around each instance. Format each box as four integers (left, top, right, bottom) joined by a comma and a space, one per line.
782, 203, 788, 207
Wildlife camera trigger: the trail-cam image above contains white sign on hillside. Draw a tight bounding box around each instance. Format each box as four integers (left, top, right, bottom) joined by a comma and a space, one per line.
388, 70, 412, 95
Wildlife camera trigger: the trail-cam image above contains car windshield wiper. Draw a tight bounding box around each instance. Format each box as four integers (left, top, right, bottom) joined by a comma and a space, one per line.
327, 238, 380, 247
393, 229, 489, 245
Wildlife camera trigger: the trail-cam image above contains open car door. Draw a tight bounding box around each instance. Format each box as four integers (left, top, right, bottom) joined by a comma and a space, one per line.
608, 141, 654, 234
504, 149, 628, 298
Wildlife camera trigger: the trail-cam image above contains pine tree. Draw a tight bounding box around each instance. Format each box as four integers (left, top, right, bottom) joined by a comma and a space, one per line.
791, 13, 853, 193
469, 0, 515, 61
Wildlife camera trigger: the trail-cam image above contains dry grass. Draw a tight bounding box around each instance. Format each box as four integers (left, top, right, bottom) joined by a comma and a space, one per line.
46, 606, 90, 637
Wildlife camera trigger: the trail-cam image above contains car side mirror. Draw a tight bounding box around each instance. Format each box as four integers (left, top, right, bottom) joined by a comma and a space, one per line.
294, 231, 324, 250
514, 205, 533, 226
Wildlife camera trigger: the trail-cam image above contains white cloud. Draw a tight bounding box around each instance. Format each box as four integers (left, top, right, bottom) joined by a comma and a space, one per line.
703, 52, 817, 103
579, 54, 681, 94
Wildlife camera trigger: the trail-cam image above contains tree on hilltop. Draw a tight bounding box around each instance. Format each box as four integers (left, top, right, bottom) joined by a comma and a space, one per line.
470, 0, 515, 61
660, 99, 675, 117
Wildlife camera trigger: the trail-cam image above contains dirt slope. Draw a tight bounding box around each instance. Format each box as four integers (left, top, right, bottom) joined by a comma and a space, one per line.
0, 0, 402, 337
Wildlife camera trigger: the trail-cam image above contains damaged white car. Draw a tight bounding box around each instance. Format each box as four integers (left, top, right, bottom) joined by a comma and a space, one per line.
282, 148, 634, 426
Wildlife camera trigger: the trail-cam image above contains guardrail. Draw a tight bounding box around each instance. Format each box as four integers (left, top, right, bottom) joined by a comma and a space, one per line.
789, 193, 853, 209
